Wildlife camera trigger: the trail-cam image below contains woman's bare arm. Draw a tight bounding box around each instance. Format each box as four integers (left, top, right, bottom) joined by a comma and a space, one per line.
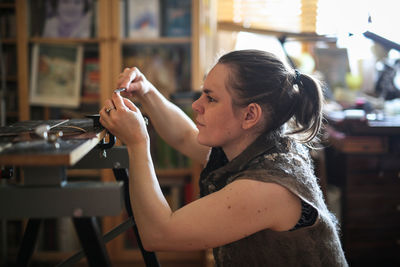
137, 88, 209, 164
118, 67, 209, 164
129, 142, 302, 252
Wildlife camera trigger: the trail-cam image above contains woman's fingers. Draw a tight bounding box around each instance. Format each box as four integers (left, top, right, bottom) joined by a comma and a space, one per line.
123, 97, 138, 111
111, 92, 126, 110
104, 99, 114, 109
117, 67, 138, 91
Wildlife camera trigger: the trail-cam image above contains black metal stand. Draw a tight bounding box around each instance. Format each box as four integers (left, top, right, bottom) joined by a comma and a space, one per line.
15, 217, 112, 267
73, 217, 111, 267
16, 219, 41, 267
113, 168, 161, 267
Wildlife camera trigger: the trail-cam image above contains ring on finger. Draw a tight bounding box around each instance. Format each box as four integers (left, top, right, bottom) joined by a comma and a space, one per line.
106, 107, 116, 113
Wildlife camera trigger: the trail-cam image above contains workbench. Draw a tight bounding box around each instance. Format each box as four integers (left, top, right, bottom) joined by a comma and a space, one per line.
0, 118, 158, 266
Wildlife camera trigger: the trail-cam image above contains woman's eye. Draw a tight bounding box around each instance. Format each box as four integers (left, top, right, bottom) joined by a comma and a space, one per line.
207, 95, 215, 102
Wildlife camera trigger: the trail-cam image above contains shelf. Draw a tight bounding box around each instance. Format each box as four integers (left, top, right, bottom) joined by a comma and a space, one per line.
5, 75, 17, 81
122, 37, 192, 45
67, 169, 101, 177
6, 111, 18, 117
29, 37, 101, 44
81, 96, 100, 104
156, 168, 192, 177
2, 38, 16, 44
0, 3, 14, 9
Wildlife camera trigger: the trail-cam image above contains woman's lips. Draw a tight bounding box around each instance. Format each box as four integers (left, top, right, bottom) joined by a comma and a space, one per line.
195, 120, 205, 127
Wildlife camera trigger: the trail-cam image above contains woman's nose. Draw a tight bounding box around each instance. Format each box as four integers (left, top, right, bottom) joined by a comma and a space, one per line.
192, 97, 204, 114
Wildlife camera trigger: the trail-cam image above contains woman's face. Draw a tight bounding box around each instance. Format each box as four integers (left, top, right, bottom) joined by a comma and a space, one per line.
192, 64, 246, 149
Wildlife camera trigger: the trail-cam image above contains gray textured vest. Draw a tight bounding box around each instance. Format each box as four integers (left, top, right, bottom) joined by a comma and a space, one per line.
199, 132, 348, 267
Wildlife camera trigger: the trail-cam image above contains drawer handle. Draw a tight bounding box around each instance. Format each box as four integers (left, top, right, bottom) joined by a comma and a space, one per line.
397, 239, 400, 246
398, 172, 400, 179
397, 205, 400, 212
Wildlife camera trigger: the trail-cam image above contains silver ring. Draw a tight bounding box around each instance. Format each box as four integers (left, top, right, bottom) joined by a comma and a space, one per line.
106, 107, 115, 113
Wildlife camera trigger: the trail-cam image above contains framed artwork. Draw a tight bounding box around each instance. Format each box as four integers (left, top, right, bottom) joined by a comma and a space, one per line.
30, 43, 83, 108
30, 0, 94, 38
163, 0, 192, 37
127, 0, 160, 38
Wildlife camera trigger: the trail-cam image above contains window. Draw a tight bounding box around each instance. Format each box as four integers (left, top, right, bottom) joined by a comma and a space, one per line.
317, 0, 400, 44
218, 0, 399, 39
218, 0, 310, 33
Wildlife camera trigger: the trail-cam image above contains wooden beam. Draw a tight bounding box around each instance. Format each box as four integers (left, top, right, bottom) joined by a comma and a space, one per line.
98, 0, 113, 107
16, 0, 30, 120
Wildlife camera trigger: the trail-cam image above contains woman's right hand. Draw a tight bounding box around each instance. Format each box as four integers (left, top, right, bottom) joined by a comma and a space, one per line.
100, 92, 149, 148
117, 67, 155, 98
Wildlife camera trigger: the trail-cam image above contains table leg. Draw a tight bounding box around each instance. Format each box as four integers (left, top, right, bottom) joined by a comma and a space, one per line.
73, 217, 111, 267
16, 219, 42, 267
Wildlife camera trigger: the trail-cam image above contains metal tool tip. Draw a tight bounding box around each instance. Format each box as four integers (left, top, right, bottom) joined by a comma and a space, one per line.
114, 87, 127, 93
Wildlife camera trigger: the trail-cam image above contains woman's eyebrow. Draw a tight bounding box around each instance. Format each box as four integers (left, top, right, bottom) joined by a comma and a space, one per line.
203, 88, 212, 95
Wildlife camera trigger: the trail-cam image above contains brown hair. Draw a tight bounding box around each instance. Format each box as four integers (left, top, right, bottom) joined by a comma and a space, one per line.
217, 49, 324, 144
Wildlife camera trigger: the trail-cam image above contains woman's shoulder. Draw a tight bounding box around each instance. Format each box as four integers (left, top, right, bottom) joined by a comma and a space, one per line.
227, 136, 318, 197
248, 135, 312, 171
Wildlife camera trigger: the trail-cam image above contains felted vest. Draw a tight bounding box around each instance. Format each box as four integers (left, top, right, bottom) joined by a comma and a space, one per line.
199, 132, 348, 267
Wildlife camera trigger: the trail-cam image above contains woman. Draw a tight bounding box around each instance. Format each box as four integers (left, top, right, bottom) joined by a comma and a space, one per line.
99, 50, 348, 266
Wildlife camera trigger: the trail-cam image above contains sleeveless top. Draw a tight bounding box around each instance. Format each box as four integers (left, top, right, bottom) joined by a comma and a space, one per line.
199, 131, 348, 267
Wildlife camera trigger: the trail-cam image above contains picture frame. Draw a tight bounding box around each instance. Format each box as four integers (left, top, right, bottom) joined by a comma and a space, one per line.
127, 0, 160, 38
46, 0, 93, 38
29, 0, 95, 38
162, 0, 192, 37
30, 43, 83, 108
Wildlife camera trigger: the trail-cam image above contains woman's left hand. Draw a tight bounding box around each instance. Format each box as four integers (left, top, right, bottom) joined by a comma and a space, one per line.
99, 92, 149, 147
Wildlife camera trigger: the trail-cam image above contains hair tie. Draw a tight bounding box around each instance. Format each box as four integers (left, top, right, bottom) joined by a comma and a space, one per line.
294, 70, 301, 85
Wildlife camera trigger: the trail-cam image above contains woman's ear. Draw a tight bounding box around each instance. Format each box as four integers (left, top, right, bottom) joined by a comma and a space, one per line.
242, 103, 263, 130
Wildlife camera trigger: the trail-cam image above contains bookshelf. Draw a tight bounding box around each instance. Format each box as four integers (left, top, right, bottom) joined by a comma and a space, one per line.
3, 0, 216, 266
105, 1, 213, 266
0, 2, 22, 265
0, 1, 18, 124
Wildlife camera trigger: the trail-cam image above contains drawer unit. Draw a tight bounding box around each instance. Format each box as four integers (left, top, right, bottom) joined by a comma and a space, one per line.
346, 172, 400, 190
326, 137, 400, 267
345, 193, 400, 227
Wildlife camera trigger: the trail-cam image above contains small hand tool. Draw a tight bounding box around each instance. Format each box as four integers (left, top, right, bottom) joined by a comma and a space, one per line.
114, 87, 127, 93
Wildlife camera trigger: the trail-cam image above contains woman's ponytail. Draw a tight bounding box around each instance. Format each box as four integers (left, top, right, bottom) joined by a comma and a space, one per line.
288, 71, 324, 144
